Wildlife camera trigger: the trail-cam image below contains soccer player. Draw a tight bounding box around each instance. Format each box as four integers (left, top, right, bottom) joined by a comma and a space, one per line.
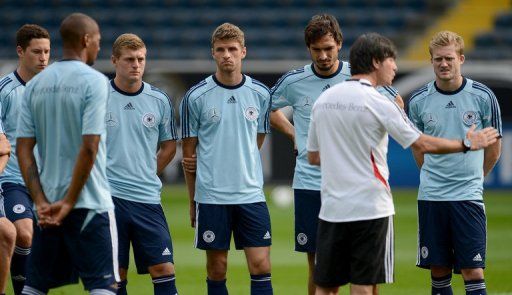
407, 31, 502, 295
16, 13, 118, 295
269, 14, 402, 295
0, 123, 14, 295
106, 33, 179, 295
181, 23, 273, 295
0, 24, 50, 295
306, 33, 499, 295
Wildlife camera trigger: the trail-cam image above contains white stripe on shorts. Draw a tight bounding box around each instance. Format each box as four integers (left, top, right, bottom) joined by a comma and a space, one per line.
193, 202, 199, 248
108, 209, 120, 283
384, 216, 394, 283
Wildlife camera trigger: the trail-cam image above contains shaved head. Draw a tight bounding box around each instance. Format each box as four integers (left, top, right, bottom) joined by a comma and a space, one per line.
60, 13, 99, 48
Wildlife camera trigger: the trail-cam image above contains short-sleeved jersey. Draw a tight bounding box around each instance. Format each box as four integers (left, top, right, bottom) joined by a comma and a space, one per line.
0, 71, 27, 185
407, 77, 502, 201
271, 62, 400, 191
307, 79, 421, 222
106, 80, 178, 204
17, 60, 113, 210
180, 74, 271, 204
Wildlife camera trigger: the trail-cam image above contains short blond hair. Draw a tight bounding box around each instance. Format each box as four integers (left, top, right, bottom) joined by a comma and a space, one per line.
429, 30, 464, 56
112, 33, 146, 58
211, 23, 245, 48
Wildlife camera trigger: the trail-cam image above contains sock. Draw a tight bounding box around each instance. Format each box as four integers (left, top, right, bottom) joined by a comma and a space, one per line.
21, 285, 47, 295
117, 280, 127, 295
206, 278, 228, 295
153, 275, 177, 295
90, 289, 116, 295
465, 279, 486, 295
431, 274, 453, 295
250, 273, 273, 295
11, 246, 31, 295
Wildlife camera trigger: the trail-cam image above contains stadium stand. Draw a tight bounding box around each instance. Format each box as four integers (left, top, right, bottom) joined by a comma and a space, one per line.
0, 0, 455, 60
470, 10, 512, 60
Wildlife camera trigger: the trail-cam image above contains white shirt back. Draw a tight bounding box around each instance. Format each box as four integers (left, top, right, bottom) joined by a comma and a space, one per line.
307, 79, 421, 222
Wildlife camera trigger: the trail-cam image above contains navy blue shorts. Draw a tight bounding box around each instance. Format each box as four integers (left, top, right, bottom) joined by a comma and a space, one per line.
417, 200, 487, 273
113, 197, 174, 274
1, 182, 34, 222
195, 202, 272, 250
294, 189, 321, 253
25, 209, 119, 292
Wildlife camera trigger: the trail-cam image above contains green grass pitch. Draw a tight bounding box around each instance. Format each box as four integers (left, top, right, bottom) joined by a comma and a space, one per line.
9, 186, 512, 294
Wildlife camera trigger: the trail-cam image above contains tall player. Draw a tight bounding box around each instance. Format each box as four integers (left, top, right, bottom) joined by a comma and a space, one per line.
0, 122, 14, 295
17, 13, 118, 295
181, 23, 273, 295
0, 24, 50, 295
106, 33, 179, 295
270, 14, 402, 295
408, 31, 502, 295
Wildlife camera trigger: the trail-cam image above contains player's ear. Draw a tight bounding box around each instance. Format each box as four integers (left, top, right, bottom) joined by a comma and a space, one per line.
82, 33, 90, 48
372, 58, 381, 70
111, 54, 116, 65
459, 54, 465, 65
16, 45, 24, 58
241, 46, 247, 59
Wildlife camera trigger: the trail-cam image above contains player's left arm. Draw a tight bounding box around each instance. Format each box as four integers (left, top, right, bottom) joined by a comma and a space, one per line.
308, 151, 320, 166
0, 133, 11, 173
257, 86, 272, 150
480, 86, 502, 177
483, 139, 501, 177
157, 140, 176, 175
306, 106, 320, 166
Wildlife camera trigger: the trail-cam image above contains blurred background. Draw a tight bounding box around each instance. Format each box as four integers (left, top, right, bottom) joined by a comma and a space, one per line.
0, 0, 511, 189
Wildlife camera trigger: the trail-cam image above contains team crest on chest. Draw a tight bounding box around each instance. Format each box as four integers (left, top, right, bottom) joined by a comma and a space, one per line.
462, 111, 478, 126
207, 107, 221, 123
244, 106, 259, 121
142, 113, 156, 127
105, 112, 118, 127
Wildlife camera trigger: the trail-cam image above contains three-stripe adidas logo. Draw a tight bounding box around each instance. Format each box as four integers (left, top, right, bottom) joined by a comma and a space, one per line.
227, 96, 237, 104
124, 102, 135, 110
445, 101, 456, 109
472, 253, 482, 262
263, 231, 271, 240
162, 247, 171, 256
322, 84, 331, 92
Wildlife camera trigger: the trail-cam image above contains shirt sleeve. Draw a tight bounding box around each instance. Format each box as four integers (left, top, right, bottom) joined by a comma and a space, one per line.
82, 74, 109, 135
406, 99, 424, 133
180, 93, 200, 138
370, 92, 421, 149
159, 94, 179, 142
376, 85, 398, 101
306, 106, 319, 152
16, 84, 35, 138
258, 90, 272, 134
480, 87, 502, 136
270, 77, 291, 110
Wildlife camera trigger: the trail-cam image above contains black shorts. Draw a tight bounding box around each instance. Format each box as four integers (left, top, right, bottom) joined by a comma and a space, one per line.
314, 216, 394, 288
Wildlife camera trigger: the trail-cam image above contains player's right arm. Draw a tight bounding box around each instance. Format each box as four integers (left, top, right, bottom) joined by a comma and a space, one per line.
182, 137, 198, 228
180, 89, 201, 228
270, 110, 295, 142
17, 84, 52, 225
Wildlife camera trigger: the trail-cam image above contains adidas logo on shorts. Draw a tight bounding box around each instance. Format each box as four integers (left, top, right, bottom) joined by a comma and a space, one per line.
263, 231, 271, 240
472, 253, 482, 262
162, 247, 171, 256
